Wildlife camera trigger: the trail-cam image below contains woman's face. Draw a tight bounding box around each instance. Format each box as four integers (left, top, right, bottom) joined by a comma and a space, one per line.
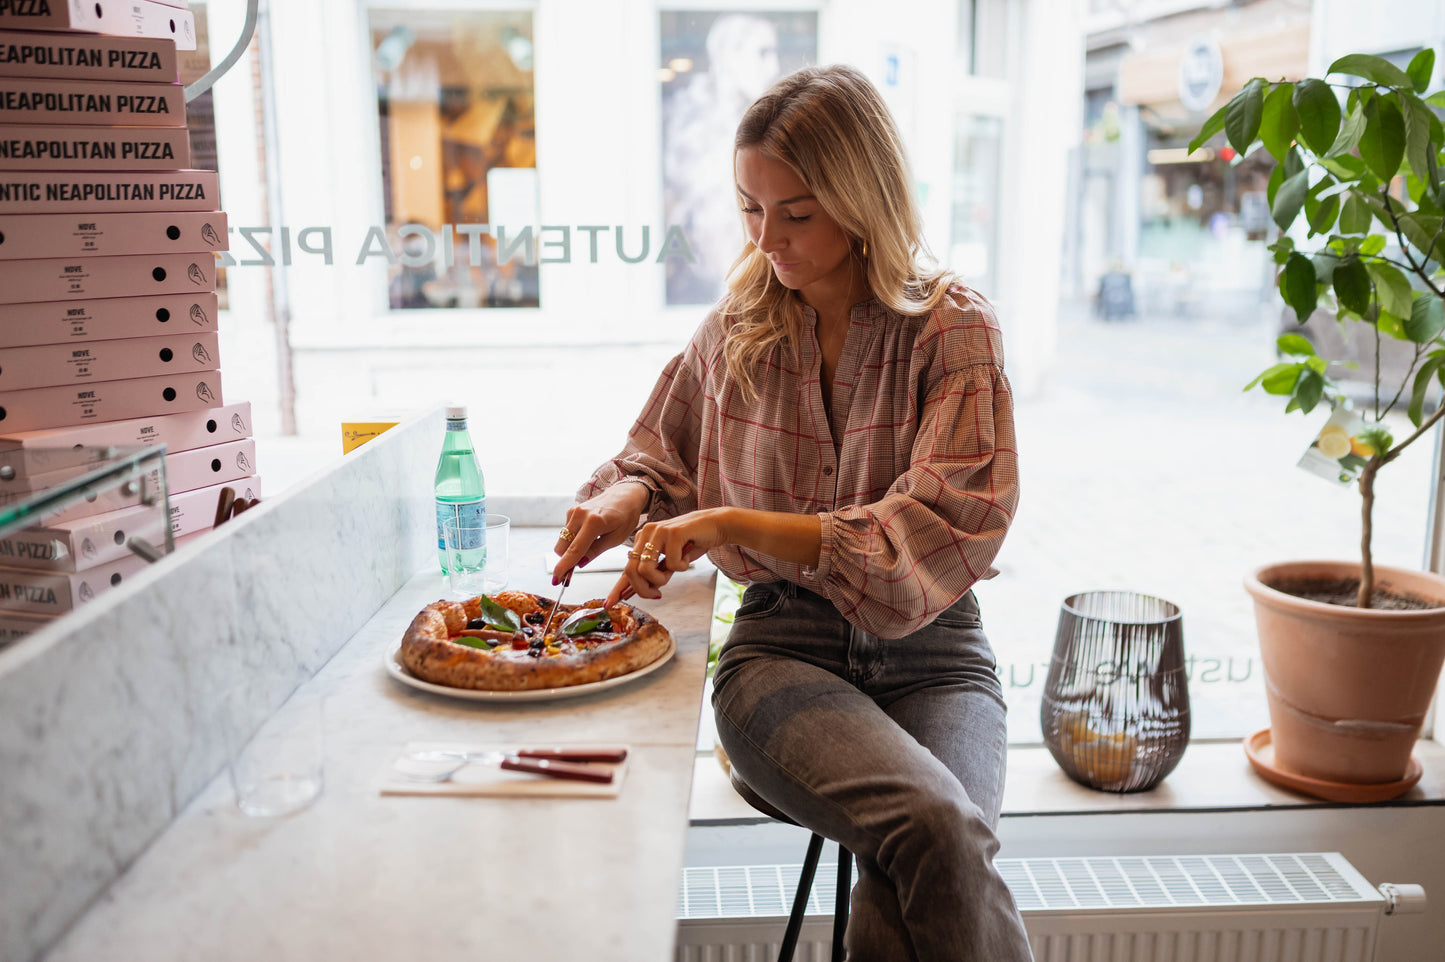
735, 147, 862, 311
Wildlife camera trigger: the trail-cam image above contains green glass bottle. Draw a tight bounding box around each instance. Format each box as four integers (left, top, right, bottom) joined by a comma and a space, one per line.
434, 405, 486, 574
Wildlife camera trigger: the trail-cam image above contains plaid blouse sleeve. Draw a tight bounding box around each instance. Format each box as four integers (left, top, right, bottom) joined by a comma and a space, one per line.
811, 320, 1020, 639
575, 323, 712, 521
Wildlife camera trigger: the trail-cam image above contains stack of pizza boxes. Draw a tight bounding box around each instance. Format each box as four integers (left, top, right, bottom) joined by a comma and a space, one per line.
0, 2, 259, 645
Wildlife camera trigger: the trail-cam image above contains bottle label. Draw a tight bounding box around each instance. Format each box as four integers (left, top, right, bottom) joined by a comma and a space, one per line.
436, 498, 486, 550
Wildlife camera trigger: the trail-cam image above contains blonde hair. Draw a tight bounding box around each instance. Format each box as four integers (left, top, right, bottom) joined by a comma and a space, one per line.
721, 64, 957, 399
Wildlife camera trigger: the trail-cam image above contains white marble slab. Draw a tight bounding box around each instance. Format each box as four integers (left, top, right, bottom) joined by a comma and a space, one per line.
0, 410, 442, 962
44, 540, 715, 962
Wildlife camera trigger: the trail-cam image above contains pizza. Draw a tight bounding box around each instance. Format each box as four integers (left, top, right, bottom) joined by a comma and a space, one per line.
399, 589, 673, 691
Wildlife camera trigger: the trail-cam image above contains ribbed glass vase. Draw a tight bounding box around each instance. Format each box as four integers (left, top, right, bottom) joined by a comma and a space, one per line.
1040, 590, 1190, 793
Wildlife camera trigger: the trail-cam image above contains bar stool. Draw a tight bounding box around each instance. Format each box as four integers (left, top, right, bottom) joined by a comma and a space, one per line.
729, 769, 850, 962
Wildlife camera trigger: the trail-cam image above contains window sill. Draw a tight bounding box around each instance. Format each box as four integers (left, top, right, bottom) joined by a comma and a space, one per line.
688, 739, 1445, 825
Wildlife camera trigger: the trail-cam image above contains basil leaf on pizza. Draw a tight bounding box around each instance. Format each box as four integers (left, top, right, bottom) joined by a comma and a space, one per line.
475, 595, 522, 632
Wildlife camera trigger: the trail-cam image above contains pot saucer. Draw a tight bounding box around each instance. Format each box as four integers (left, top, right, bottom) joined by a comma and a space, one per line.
1244, 728, 1422, 803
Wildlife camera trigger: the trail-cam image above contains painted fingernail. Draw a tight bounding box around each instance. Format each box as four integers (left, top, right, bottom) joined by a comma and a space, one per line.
579, 556, 591, 567
552, 576, 560, 586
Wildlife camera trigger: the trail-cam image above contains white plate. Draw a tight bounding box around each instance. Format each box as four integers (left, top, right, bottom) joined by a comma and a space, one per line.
384, 637, 677, 702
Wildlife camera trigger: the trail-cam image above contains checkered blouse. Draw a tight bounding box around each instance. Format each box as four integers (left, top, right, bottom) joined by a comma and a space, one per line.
578, 285, 1019, 639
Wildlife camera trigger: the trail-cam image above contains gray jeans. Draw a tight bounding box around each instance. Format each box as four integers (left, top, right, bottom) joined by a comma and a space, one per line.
711, 581, 1034, 962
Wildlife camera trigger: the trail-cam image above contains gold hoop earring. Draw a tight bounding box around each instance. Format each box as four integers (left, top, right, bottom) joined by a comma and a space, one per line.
860, 240, 869, 258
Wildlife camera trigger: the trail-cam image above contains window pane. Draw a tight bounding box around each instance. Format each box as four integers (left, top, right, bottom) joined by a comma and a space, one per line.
369, 9, 537, 310
659, 11, 818, 306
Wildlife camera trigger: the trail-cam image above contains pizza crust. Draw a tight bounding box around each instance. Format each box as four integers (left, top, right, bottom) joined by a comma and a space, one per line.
399, 592, 673, 691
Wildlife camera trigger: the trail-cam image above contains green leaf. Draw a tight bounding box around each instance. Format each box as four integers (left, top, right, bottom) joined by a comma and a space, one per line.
1358, 426, 1394, 456
1272, 169, 1310, 231
1359, 233, 1388, 256
1398, 212, 1445, 262
1332, 257, 1372, 315
1329, 54, 1414, 88
1359, 92, 1407, 181
1409, 353, 1445, 427
1249, 361, 1303, 394
1188, 103, 1229, 154
1377, 309, 1408, 339
1407, 48, 1436, 93
1291, 369, 1325, 413
1307, 185, 1341, 235
1277, 332, 1316, 356
475, 595, 522, 632
1365, 261, 1414, 318
560, 607, 612, 636
1269, 236, 1296, 265
1293, 78, 1342, 156
1312, 249, 1342, 284
1225, 79, 1267, 156
1340, 192, 1372, 234
1267, 159, 1285, 209
1282, 252, 1320, 322
1402, 91, 1440, 187
1406, 293, 1445, 343
1429, 91, 1445, 109
1326, 101, 1368, 158
1319, 153, 1365, 181
1260, 82, 1299, 161
453, 635, 496, 650
1304, 354, 1328, 375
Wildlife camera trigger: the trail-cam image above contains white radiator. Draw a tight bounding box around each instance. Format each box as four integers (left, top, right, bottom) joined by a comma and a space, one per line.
675, 852, 1411, 962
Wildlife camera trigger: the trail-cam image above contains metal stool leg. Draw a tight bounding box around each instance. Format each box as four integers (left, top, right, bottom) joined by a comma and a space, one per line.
831, 844, 850, 962
778, 833, 824, 962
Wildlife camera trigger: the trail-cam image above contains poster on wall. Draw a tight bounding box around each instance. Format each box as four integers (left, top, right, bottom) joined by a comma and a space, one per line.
659, 10, 817, 307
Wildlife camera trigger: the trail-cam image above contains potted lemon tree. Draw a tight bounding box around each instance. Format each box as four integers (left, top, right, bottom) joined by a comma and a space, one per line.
1191, 51, 1445, 796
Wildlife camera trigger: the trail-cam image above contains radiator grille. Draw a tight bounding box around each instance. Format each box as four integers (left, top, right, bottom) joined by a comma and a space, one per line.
676, 853, 1386, 962
678, 853, 1378, 920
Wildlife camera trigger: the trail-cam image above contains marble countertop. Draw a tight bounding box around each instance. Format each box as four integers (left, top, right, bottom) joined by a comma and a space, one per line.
45, 528, 717, 962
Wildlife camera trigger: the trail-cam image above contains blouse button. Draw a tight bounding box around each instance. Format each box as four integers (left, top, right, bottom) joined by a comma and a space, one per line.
823, 466, 834, 476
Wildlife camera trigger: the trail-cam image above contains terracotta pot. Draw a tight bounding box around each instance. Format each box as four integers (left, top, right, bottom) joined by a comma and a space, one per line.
1245, 561, 1445, 784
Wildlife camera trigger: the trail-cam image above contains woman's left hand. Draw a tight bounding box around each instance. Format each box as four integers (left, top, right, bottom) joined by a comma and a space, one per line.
608, 509, 726, 605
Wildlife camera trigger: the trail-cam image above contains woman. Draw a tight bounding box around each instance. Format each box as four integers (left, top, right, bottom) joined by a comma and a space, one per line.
552, 64, 1033, 961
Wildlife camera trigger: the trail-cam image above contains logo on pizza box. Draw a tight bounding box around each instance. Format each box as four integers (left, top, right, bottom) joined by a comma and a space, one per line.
190, 303, 209, 326
191, 342, 212, 365
196, 381, 216, 404
237, 451, 252, 473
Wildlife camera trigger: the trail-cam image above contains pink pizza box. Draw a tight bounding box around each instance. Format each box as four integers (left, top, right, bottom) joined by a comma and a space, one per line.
169, 474, 260, 538
0, 170, 219, 214
0, 369, 222, 433
0, 210, 227, 259
0, 437, 255, 523
0, 399, 249, 455
0, 495, 168, 571
0, 29, 179, 83
0, 123, 189, 169
0, 477, 242, 572
0, 250, 214, 304
0, 291, 217, 348
0, 608, 52, 645
0, 1, 196, 51
0, 331, 218, 391
0, 76, 185, 126
0, 549, 153, 613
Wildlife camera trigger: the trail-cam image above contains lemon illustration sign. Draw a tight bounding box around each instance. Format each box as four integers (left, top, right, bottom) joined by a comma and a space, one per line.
1298, 406, 1371, 486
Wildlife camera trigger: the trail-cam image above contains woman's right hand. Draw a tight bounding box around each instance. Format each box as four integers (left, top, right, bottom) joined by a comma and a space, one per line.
551, 482, 652, 584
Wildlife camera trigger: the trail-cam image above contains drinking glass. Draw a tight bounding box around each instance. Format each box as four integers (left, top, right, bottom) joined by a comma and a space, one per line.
444, 514, 509, 597
225, 690, 325, 817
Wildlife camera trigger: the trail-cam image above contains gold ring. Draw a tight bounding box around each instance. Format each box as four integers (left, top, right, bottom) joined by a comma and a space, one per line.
559, 526, 575, 542
642, 541, 657, 552
638, 552, 659, 564
626, 550, 645, 560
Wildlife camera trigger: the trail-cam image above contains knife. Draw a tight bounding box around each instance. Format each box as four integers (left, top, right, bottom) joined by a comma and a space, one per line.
541, 568, 572, 637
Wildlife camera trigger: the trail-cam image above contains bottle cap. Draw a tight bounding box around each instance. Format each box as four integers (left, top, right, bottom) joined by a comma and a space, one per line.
445, 405, 468, 420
